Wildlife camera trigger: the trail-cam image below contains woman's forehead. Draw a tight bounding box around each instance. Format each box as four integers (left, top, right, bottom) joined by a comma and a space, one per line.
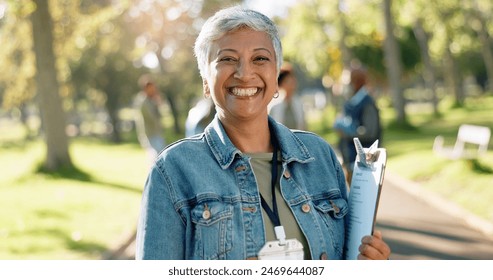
212, 29, 274, 52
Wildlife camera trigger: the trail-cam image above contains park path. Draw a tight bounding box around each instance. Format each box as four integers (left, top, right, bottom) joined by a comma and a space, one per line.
377, 173, 493, 260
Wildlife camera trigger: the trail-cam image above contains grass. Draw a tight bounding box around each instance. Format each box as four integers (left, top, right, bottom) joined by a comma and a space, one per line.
308, 94, 493, 222
0, 138, 148, 259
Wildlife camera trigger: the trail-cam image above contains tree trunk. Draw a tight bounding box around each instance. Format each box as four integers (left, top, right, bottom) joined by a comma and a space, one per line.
157, 54, 181, 134
165, 94, 181, 134
334, 4, 352, 116
107, 106, 122, 143
413, 19, 439, 115
470, 1, 493, 93
477, 18, 493, 93
103, 85, 123, 143
338, 6, 352, 68
31, 0, 72, 171
383, 0, 406, 124
443, 40, 464, 106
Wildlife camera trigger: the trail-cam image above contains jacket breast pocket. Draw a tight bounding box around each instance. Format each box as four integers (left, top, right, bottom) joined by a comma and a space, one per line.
191, 200, 233, 260
312, 195, 348, 255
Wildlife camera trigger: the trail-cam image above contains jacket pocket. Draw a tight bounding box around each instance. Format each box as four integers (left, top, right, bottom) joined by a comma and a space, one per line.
312, 193, 348, 255
191, 200, 233, 259
312, 197, 348, 219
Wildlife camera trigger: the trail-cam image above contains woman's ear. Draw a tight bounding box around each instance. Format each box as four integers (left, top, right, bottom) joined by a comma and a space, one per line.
203, 80, 211, 98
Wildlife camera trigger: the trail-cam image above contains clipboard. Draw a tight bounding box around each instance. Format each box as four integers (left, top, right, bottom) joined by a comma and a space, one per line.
344, 138, 386, 260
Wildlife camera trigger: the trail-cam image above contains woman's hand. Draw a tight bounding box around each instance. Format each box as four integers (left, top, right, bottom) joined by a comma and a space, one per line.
357, 230, 391, 260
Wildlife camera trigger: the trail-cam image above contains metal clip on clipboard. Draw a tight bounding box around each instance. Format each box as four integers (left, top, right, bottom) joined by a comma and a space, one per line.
353, 138, 380, 169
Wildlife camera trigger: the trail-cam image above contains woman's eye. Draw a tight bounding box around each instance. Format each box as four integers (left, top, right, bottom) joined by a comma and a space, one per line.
219, 57, 237, 62
255, 56, 269, 62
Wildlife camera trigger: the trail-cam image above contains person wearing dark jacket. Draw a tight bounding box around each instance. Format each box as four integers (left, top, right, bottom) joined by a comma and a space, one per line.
334, 67, 382, 185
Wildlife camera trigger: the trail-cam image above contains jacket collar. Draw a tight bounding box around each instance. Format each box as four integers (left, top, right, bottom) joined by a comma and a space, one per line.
204, 115, 314, 169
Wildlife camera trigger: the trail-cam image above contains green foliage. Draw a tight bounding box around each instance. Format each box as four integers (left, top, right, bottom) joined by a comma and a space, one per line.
0, 2, 36, 108
398, 27, 421, 72
351, 44, 386, 76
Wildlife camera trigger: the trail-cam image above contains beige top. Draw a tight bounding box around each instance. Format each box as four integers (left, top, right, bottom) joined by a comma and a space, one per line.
247, 152, 311, 259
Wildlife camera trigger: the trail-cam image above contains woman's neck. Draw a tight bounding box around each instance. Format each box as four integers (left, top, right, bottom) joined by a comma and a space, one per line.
220, 117, 273, 153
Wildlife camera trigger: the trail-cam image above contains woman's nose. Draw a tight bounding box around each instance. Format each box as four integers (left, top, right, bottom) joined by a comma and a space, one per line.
233, 61, 254, 80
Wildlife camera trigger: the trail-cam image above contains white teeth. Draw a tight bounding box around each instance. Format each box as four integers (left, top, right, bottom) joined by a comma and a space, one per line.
231, 87, 258, 97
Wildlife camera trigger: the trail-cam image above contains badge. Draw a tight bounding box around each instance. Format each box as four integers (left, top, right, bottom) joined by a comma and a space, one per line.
258, 238, 304, 260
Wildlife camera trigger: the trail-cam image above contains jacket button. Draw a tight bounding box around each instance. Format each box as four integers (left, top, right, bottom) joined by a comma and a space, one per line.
330, 200, 340, 214
235, 165, 247, 172
301, 203, 311, 213
202, 209, 211, 220
320, 252, 328, 260
283, 170, 291, 178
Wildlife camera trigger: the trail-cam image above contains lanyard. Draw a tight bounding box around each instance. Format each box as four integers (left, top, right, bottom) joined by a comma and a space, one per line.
257, 126, 293, 246
259, 132, 287, 245
260, 146, 281, 227
259, 142, 281, 227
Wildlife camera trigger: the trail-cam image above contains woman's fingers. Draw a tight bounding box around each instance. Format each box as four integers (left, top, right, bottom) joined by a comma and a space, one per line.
358, 230, 391, 260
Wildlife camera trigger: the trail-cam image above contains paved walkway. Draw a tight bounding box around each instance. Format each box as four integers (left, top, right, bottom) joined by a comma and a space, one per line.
108, 171, 493, 260
377, 173, 493, 260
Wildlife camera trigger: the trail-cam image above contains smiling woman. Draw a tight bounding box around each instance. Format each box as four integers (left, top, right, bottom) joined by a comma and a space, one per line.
135, 5, 391, 260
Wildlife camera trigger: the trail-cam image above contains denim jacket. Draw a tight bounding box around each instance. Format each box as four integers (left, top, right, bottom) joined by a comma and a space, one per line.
136, 116, 349, 260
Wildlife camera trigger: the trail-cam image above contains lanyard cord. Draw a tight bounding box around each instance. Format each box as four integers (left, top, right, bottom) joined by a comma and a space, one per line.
259, 132, 281, 227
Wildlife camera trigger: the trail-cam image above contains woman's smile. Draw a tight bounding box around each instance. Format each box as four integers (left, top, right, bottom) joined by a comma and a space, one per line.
229, 87, 261, 97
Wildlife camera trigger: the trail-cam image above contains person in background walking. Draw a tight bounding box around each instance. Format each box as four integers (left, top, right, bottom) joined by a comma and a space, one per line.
185, 98, 216, 137
269, 63, 306, 130
134, 74, 166, 161
334, 66, 382, 186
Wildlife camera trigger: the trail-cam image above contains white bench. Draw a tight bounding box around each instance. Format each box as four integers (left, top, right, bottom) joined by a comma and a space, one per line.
433, 124, 491, 160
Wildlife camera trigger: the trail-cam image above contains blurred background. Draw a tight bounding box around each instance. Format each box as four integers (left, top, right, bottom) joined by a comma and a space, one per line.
0, 0, 492, 259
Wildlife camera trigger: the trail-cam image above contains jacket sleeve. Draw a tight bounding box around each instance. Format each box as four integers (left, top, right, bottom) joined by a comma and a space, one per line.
135, 164, 185, 259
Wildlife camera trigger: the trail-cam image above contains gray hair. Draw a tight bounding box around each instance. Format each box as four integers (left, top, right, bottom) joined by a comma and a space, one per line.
194, 6, 283, 80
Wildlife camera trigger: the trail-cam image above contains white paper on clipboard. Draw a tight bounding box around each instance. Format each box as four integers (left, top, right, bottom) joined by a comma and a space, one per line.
344, 138, 386, 260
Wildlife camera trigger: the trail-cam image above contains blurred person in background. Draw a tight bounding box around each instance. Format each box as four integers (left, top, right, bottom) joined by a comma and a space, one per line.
134, 74, 166, 161
269, 63, 306, 130
333, 67, 381, 186
185, 98, 216, 137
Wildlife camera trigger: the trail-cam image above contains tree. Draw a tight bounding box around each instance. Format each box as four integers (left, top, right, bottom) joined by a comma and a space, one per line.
468, 1, 493, 93
281, 0, 342, 78
68, 5, 143, 143
30, 0, 71, 171
413, 19, 439, 115
383, 0, 406, 124
433, 0, 465, 106
398, 0, 440, 116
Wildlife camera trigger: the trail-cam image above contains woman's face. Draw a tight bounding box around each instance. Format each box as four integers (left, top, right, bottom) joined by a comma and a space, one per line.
204, 28, 278, 123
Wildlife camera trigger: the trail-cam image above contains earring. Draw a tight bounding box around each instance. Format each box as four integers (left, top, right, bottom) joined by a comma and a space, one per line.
273, 92, 279, 99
